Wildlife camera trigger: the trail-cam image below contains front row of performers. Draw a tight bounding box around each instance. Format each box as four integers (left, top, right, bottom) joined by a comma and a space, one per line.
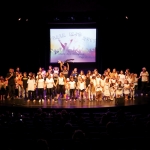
0, 63, 149, 101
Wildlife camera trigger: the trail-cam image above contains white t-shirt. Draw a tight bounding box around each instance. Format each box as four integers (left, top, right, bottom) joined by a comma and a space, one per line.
109, 79, 116, 84
118, 74, 125, 84
58, 77, 65, 85
140, 71, 149, 82
45, 78, 54, 88
96, 77, 101, 86
100, 79, 105, 87
27, 79, 35, 91
79, 82, 85, 90
69, 81, 76, 89
37, 79, 44, 88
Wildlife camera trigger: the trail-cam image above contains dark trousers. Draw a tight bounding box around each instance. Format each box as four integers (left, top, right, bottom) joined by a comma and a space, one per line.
141, 81, 148, 93
5, 86, 9, 99
70, 89, 75, 99
8, 84, 15, 98
57, 85, 65, 94
53, 80, 57, 96
28, 90, 35, 100
15, 89, 18, 97
46, 88, 54, 99
23, 86, 28, 98
134, 85, 138, 95
37, 88, 44, 99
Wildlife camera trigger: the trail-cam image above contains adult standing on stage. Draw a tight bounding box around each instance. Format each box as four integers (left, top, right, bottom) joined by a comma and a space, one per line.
140, 67, 149, 96
7, 68, 16, 100
59, 61, 69, 78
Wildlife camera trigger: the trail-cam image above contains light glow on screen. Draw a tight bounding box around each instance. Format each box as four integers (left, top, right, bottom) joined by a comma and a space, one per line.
50, 29, 96, 63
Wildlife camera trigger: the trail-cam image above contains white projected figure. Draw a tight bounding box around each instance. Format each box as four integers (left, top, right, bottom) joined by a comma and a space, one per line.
58, 39, 73, 51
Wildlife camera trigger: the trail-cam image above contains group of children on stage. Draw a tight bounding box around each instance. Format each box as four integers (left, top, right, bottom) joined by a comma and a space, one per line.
0, 63, 149, 102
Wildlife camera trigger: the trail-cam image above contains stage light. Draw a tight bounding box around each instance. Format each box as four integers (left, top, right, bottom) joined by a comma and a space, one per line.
67, 16, 75, 21
18, 18, 21, 21
125, 16, 128, 19
88, 17, 91, 20
70, 17, 75, 21
54, 17, 59, 21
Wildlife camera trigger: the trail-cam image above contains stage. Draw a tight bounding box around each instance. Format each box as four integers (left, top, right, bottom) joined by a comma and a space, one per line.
0, 96, 150, 109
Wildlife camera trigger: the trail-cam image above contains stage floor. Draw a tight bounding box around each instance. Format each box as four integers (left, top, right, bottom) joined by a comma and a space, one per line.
0, 96, 150, 109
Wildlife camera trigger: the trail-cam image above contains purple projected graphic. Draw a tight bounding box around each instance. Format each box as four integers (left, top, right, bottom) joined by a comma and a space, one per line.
50, 29, 96, 63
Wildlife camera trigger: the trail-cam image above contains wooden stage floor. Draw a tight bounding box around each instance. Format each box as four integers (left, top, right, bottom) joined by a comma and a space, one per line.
0, 96, 150, 109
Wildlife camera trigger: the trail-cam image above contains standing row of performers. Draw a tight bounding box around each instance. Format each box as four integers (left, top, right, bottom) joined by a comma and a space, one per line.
0, 62, 149, 101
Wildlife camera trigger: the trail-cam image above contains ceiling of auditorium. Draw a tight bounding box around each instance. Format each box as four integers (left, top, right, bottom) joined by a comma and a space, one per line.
3, 1, 148, 22
4, 0, 132, 13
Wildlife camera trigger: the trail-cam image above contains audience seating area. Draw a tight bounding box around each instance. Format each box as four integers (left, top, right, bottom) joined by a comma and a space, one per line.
0, 106, 150, 150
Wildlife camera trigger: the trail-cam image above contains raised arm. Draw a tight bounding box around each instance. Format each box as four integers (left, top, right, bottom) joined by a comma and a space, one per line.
60, 62, 63, 71
66, 63, 69, 71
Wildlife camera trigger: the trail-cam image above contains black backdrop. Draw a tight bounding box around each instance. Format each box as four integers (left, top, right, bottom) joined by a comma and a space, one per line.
1, 12, 150, 76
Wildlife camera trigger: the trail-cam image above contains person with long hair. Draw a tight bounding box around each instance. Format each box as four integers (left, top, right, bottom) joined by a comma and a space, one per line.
27, 72, 36, 101
124, 80, 130, 100
56, 72, 66, 100
45, 74, 55, 101
6, 68, 16, 100
22, 72, 28, 99
60, 61, 69, 78
36, 74, 45, 101
68, 76, 76, 101
78, 77, 86, 101
0, 78, 6, 100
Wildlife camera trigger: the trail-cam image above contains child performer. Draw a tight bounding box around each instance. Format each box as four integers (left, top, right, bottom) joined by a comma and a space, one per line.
116, 81, 123, 98
65, 78, 70, 101
130, 82, 135, 100
27, 73, 36, 101
109, 83, 116, 100
87, 81, 96, 101
36, 74, 45, 101
22, 72, 28, 99
45, 74, 55, 101
123, 80, 130, 100
103, 78, 110, 100
17, 72, 23, 98
133, 73, 139, 96
78, 78, 86, 101
0, 78, 6, 100
68, 76, 76, 101
56, 72, 66, 100
85, 74, 91, 100
95, 84, 103, 101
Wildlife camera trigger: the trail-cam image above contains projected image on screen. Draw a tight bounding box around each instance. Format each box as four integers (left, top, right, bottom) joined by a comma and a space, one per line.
50, 29, 96, 63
